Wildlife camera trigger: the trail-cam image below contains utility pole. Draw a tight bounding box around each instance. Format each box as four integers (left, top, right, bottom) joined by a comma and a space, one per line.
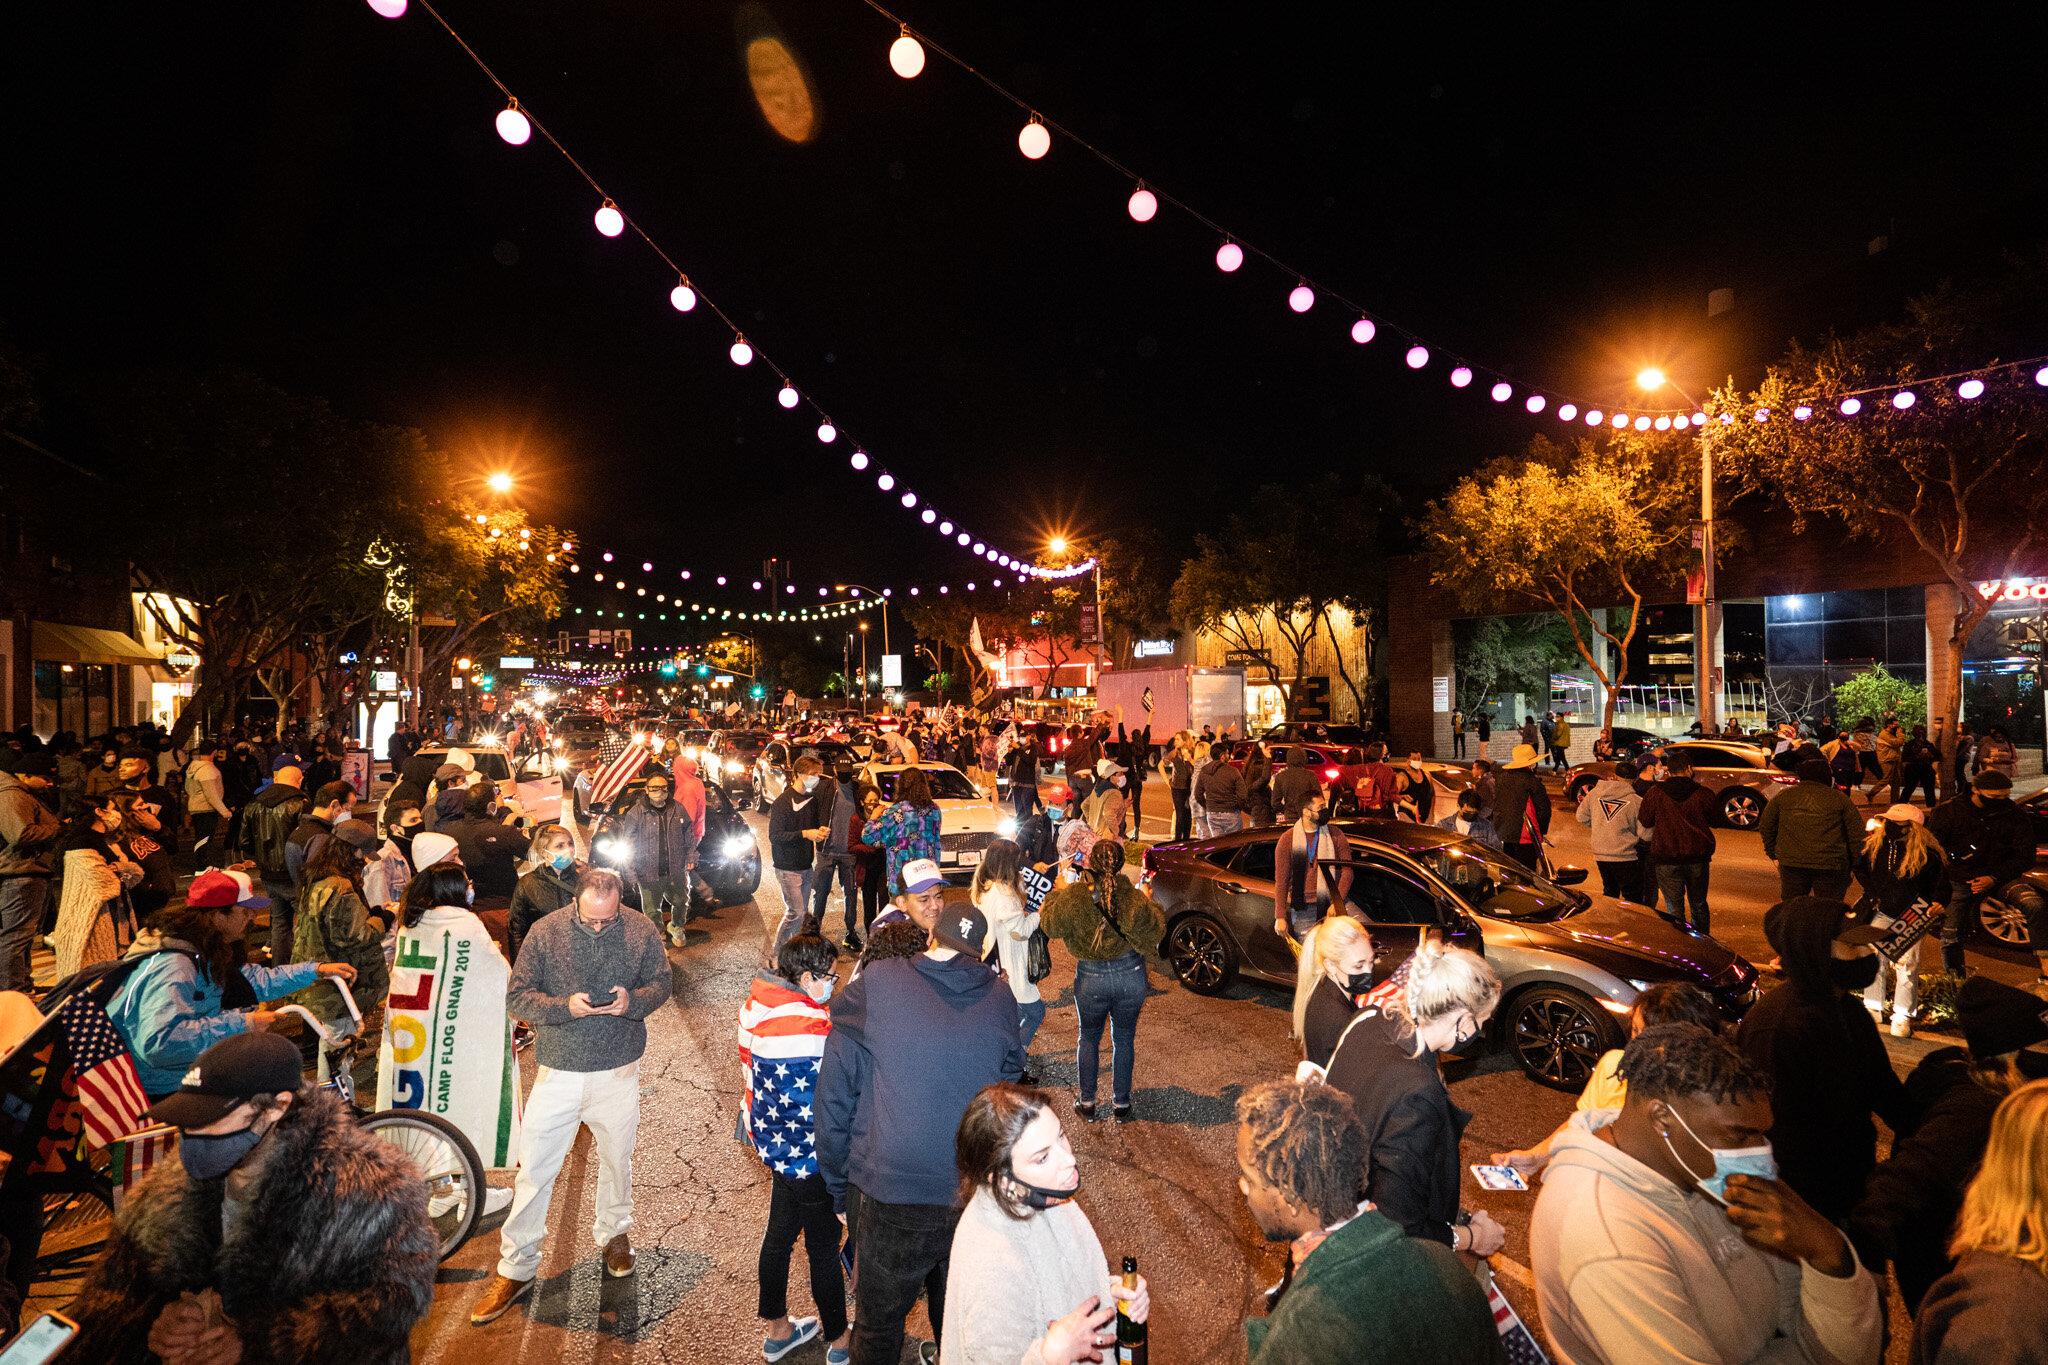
1697, 440, 1720, 733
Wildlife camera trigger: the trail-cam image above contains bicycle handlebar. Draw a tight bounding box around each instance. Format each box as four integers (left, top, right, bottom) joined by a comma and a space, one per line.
272, 975, 365, 1045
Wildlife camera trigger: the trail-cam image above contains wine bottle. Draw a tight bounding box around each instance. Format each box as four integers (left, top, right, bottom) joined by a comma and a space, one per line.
1117, 1254, 1147, 1365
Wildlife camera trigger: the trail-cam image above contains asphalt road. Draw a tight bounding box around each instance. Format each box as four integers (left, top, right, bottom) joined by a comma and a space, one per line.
40, 769, 2028, 1361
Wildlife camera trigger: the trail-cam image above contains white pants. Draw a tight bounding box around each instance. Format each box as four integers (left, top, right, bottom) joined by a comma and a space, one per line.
497, 1060, 641, 1280
1864, 939, 1921, 1022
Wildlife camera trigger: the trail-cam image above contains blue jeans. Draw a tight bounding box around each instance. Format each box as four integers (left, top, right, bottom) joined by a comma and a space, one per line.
1074, 951, 1147, 1106
0, 876, 47, 994
1017, 998, 1047, 1049
772, 868, 813, 958
1207, 810, 1244, 837
1654, 862, 1711, 934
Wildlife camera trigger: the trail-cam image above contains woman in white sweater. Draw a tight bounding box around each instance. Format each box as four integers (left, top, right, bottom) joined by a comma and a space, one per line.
942, 1084, 1150, 1365
972, 841, 1044, 1051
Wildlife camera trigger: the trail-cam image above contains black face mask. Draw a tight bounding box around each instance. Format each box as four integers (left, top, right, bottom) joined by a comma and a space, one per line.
2014, 1048, 2048, 1082
180, 1122, 265, 1180
1829, 955, 1882, 991
1312, 806, 1333, 827
1005, 1166, 1079, 1210
1343, 969, 1375, 996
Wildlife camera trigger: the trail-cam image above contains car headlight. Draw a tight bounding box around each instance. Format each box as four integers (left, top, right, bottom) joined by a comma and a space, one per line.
552, 739, 563, 749
722, 835, 753, 857
726, 759, 746, 775
596, 838, 619, 856
996, 816, 1018, 837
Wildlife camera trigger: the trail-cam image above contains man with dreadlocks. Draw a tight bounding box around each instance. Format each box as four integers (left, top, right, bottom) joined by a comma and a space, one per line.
1235, 1078, 1506, 1364
1530, 1023, 1882, 1365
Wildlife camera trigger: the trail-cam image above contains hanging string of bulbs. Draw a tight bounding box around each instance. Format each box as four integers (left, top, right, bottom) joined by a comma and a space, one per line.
360, 0, 1065, 577
862, 4, 2048, 426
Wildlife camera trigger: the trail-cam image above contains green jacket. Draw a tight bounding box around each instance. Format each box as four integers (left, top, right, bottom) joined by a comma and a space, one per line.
1757, 778, 1863, 870
1246, 1209, 1507, 1365
1040, 878, 1165, 961
293, 875, 390, 1020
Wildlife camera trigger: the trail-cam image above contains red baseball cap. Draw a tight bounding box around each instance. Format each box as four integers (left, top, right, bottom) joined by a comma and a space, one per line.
184, 869, 271, 910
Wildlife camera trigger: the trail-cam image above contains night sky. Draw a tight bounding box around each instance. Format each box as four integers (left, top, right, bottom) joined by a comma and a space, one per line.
7, 2, 2047, 612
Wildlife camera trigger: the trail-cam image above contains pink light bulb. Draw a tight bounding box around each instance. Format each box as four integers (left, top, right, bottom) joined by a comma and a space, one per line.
1558, 404, 1578, 421
366, 0, 407, 16
730, 339, 754, 366
1351, 318, 1376, 344
641, 561, 652, 572
1755, 409, 1770, 422
1525, 395, 1547, 414
670, 281, 697, 312
1127, 187, 1158, 222
1216, 242, 1244, 272
495, 104, 531, 146
850, 451, 869, 470
940, 586, 949, 594
1018, 120, 1051, 160
817, 422, 837, 443
1288, 284, 1315, 313
1718, 414, 1735, 425
594, 200, 624, 237
1489, 381, 1512, 403
603, 553, 614, 562
778, 385, 799, 409
681, 570, 691, 580
1405, 345, 1430, 370
717, 576, 727, 585
752, 581, 762, 591
1449, 367, 1473, 388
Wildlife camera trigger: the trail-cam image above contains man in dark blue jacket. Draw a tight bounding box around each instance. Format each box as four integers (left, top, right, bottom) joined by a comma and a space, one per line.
816, 905, 1024, 1365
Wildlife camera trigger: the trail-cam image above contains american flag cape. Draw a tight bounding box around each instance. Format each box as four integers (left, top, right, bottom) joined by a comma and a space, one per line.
56, 994, 150, 1149
589, 741, 652, 807
736, 977, 831, 1178
1487, 1274, 1552, 1364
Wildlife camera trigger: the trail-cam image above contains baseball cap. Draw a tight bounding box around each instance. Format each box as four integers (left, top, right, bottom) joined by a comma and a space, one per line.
144, 1031, 303, 1128
331, 819, 378, 850
434, 763, 468, 785
897, 858, 947, 895
411, 831, 461, 869
1956, 976, 2048, 1060
4, 751, 55, 777
934, 903, 990, 956
185, 868, 271, 911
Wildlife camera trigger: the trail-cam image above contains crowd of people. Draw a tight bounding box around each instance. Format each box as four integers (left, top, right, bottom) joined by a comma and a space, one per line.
5, 701, 2048, 1364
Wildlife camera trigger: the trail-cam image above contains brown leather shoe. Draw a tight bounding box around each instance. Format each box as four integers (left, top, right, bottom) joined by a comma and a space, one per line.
469, 1274, 534, 1325
604, 1231, 635, 1278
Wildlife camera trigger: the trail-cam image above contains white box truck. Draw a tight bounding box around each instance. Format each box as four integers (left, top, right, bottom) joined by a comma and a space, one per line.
1096, 665, 1245, 738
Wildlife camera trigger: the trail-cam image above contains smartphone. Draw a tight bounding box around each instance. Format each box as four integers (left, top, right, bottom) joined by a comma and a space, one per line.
0, 1312, 78, 1365
1471, 1164, 1530, 1192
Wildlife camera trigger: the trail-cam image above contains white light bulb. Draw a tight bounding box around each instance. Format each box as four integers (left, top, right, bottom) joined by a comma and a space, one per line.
957, 532, 971, 547
1404, 345, 1429, 369
1585, 409, 1603, 425
1840, 397, 1863, 415
1633, 415, 1652, 430
1490, 381, 1512, 403
1216, 242, 1244, 272
922, 509, 936, 524
1613, 413, 1631, 429
670, 281, 697, 312
851, 451, 869, 470
495, 104, 531, 146
594, 200, 624, 237
889, 31, 926, 78
1792, 407, 1811, 421
1892, 390, 1916, 409
366, 0, 407, 16
778, 385, 799, 409
1558, 404, 1577, 421
900, 491, 917, 508
1127, 187, 1158, 222
817, 422, 837, 443
877, 473, 895, 491
1525, 395, 1547, 414
939, 521, 954, 535
1018, 119, 1050, 160
1654, 415, 1672, 430
730, 339, 753, 366
1957, 379, 1985, 400
1288, 284, 1315, 313
1351, 318, 1376, 345
1449, 366, 1473, 388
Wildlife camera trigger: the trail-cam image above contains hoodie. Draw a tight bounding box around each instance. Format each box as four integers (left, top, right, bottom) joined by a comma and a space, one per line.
1638, 775, 1717, 864
430, 784, 468, 833
815, 952, 1024, 1212
1575, 777, 1642, 860
1531, 1110, 1882, 1365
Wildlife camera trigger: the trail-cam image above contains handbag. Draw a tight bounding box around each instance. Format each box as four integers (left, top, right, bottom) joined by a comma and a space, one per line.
1026, 925, 1053, 984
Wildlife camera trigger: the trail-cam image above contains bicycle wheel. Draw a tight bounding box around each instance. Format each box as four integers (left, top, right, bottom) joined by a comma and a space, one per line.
362, 1109, 487, 1260
36, 1173, 115, 1282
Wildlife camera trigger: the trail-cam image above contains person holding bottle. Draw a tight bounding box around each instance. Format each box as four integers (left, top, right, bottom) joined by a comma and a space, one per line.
941, 1082, 1149, 1365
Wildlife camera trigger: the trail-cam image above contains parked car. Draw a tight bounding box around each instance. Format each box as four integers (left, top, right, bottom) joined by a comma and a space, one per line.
860, 761, 1011, 876
586, 770, 762, 908
1899, 788, 2047, 953
377, 742, 563, 827
755, 740, 865, 804
705, 730, 771, 808
1562, 740, 1798, 829
1258, 723, 1376, 748
1142, 819, 1759, 1090
551, 713, 611, 767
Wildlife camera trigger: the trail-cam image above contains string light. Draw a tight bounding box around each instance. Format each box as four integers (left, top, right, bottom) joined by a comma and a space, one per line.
1127, 186, 1158, 223
1490, 382, 1512, 403
1405, 346, 1430, 370
850, 451, 869, 471
817, 421, 837, 443
1449, 367, 1473, 388
1840, 397, 1863, 415
1288, 283, 1315, 313
365, 0, 407, 16
1585, 409, 1603, 425
1558, 404, 1577, 421
1958, 380, 1985, 400
495, 100, 530, 145
593, 199, 624, 237
888, 26, 925, 78
729, 337, 754, 366
1892, 391, 1916, 409
778, 385, 800, 408
1018, 117, 1050, 160
1350, 318, 1375, 345
1525, 395, 1547, 414
669, 278, 697, 312
1216, 242, 1244, 273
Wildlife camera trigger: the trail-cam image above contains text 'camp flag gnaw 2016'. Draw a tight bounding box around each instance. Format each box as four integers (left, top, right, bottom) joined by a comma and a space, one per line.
377, 905, 522, 1167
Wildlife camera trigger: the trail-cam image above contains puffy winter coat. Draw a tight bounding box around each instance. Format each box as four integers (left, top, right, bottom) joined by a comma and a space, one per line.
67, 1086, 437, 1365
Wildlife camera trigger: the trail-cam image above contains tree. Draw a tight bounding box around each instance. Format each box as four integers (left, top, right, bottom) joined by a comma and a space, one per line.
1705, 260, 2048, 776
1419, 434, 1694, 730
1170, 476, 1387, 719
1830, 664, 1928, 730
776, 651, 827, 699
902, 594, 1033, 701
1453, 615, 1556, 715
1095, 527, 1180, 659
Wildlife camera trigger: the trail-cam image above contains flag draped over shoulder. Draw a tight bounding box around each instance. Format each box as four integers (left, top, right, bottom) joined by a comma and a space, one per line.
377, 906, 522, 1167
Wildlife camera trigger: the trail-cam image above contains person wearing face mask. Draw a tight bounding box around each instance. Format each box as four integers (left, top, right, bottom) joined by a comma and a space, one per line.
740, 933, 849, 1365
53, 791, 147, 979
1322, 943, 1507, 1257
1272, 787, 1352, 941
68, 1030, 437, 1365
83, 744, 124, 803
613, 771, 698, 947
1012, 780, 1067, 869
1928, 768, 2048, 987
362, 798, 421, 916
1851, 803, 1950, 1038
1290, 913, 1376, 1070
1737, 896, 1912, 1225
185, 739, 234, 868
509, 824, 581, 963
1082, 757, 1130, 839
1530, 1023, 1882, 1365
941, 1082, 1150, 1365
473, 869, 673, 1325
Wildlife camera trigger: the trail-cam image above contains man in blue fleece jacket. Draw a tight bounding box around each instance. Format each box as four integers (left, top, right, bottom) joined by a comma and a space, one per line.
816, 902, 1024, 1365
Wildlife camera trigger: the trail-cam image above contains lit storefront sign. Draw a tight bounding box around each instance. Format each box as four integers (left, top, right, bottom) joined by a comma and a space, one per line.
1975, 580, 2048, 602
1133, 638, 1177, 658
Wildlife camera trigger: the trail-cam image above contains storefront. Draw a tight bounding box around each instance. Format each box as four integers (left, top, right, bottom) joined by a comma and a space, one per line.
29, 621, 160, 739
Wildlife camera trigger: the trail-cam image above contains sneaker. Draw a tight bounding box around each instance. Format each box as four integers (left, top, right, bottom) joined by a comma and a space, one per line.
469, 1273, 534, 1325
604, 1231, 635, 1278
826, 1346, 850, 1365
1112, 1103, 1134, 1122
483, 1186, 514, 1215
1073, 1099, 1098, 1122
763, 1317, 820, 1362
843, 931, 863, 954
667, 923, 686, 947
1891, 1016, 1913, 1038
919, 1343, 939, 1365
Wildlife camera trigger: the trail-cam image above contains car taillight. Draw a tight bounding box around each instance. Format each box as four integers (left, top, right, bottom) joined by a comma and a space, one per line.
1768, 773, 1797, 784
1324, 768, 1339, 779
1142, 847, 1157, 874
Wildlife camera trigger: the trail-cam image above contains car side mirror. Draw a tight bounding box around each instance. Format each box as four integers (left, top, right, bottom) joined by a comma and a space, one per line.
1551, 864, 1589, 886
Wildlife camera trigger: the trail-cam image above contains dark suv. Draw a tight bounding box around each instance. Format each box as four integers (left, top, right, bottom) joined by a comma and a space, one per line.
1143, 820, 1758, 1090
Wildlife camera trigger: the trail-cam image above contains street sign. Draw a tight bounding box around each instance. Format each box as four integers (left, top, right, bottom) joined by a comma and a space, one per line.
373, 670, 399, 693
499, 656, 535, 669
1079, 602, 1100, 643
1432, 676, 1451, 713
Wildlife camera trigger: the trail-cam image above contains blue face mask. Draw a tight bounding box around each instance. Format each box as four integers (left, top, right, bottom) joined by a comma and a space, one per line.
550, 851, 574, 872
180, 1122, 265, 1181
1661, 1103, 1776, 1206
1045, 806, 1065, 821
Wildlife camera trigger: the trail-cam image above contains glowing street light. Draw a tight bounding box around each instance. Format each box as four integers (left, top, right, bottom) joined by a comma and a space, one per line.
1048, 536, 1068, 554
486, 472, 513, 493
1635, 368, 1666, 391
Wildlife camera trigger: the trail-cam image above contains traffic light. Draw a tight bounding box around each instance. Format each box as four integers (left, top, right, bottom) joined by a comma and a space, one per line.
695, 664, 709, 676
661, 662, 677, 676
750, 684, 765, 699
478, 674, 495, 692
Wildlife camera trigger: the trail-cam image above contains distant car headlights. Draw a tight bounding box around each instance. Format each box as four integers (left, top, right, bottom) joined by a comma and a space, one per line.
996, 816, 1018, 837
722, 835, 754, 857
726, 759, 746, 775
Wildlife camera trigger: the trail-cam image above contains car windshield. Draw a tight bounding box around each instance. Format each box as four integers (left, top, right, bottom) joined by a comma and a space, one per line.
727, 734, 768, 755
794, 743, 859, 766
1414, 839, 1579, 921
876, 767, 981, 801
423, 751, 511, 781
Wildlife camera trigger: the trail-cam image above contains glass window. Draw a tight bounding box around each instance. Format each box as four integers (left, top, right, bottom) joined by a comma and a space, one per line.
1413, 840, 1578, 921
1343, 862, 1439, 924
1673, 745, 1755, 770
1232, 839, 1277, 882
874, 767, 979, 801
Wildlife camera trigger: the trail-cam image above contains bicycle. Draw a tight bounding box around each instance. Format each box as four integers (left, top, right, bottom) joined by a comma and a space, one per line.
276, 977, 490, 1260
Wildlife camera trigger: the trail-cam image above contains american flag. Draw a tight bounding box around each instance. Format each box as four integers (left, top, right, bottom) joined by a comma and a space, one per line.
56, 995, 150, 1150
1487, 1276, 1551, 1365
111, 1124, 177, 1212
588, 742, 652, 807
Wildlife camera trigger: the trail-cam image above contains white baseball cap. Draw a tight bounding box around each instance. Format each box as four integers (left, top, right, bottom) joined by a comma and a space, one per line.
897, 858, 946, 894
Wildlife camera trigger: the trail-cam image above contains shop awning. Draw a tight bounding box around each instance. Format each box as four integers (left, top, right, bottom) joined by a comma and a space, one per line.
32, 621, 162, 668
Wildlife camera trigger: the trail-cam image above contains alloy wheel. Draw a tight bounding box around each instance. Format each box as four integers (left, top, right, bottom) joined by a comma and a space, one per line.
1721, 789, 1763, 828
1167, 917, 1233, 994
1511, 991, 1610, 1089
1978, 894, 2035, 950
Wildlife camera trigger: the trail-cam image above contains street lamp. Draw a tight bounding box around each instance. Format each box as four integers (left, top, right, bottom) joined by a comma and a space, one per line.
1638, 367, 1718, 731
834, 583, 890, 661
858, 622, 870, 715
486, 472, 514, 494
1048, 536, 1068, 554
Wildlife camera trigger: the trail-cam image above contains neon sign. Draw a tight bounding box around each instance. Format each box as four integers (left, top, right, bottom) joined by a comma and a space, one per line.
1976, 580, 2048, 602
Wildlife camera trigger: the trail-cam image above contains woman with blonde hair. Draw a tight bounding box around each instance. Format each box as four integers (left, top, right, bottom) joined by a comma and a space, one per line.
1911, 1079, 2048, 1358
1854, 803, 1949, 1038
1290, 914, 1375, 1070
1323, 942, 1506, 1256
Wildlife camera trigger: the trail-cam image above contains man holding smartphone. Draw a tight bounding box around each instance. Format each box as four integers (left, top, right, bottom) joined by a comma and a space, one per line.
471, 868, 674, 1325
